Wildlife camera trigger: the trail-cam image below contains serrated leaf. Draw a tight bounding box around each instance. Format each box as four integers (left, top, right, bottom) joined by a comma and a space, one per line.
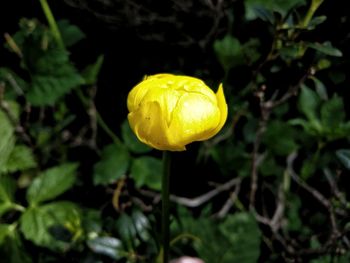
306, 41, 343, 57
27, 163, 77, 205
20, 201, 81, 251
29, 48, 84, 106
93, 144, 130, 185
87, 237, 124, 260
219, 213, 261, 263
82, 55, 104, 85
28, 73, 84, 106
130, 157, 162, 191
121, 120, 151, 154
3, 145, 37, 173
57, 19, 85, 47
0, 110, 15, 169
336, 150, 350, 170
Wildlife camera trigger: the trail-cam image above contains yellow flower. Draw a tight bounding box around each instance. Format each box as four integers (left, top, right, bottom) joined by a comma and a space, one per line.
127, 74, 228, 151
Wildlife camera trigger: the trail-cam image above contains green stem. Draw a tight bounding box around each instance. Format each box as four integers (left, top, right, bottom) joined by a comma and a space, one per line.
161, 151, 171, 263
76, 89, 122, 146
95, 111, 122, 145
301, 0, 324, 28
39, 0, 65, 49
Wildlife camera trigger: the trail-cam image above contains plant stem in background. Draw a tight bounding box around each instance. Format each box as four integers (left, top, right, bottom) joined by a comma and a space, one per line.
162, 151, 171, 263
76, 89, 122, 146
39, 0, 65, 49
301, 0, 324, 28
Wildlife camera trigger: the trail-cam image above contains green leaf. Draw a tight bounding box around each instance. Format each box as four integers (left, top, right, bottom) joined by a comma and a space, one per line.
0, 110, 15, 169
0, 227, 32, 263
3, 145, 37, 173
298, 85, 321, 122
245, 0, 305, 20
28, 73, 84, 106
116, 209, 150, 243
214, 35, 243, 72
27, 163, 77, 205
130, 157, 162, 191
242, 38, 261, 65
0, 175, 16, 215
87, 237, 125, 260
280, 42, 306, 61
121, 120, 151, 154
81, 209, 102, 234
263, 120, 298, 156
82, 55, 104, 85
286, 195, 302, 232
28, 48, 84, 106
0, 224, 13, 245
57, 19, 85, 47
259, 155, 284, 177
211, 141, 251, 178
308, 16, 327, 29
306, 41, 343, 57
310, 76, 328, 100
336, 150, 350, 170
178, 212, 261, 263
93, 144, 130, 185
321, 95, 345, 129
219, 213, 261, 263
301, 158, 316, 179
20, 201, 81, 250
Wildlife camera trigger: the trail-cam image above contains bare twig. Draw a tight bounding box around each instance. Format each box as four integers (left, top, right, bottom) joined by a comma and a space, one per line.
287, 152, 341, 242
216, 179, 241, 218
139, 177, 241, 208
171, 177, 241, 207
287, 152, 331, 209
249, 69, 311, 209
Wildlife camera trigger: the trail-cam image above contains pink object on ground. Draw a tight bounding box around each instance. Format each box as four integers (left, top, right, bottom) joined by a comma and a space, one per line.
170, 256, 205, 263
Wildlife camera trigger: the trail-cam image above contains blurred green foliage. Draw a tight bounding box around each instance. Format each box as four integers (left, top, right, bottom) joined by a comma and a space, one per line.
1, 0, 350, 262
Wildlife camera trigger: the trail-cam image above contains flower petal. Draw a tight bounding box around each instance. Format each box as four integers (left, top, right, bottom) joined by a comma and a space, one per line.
128, 101, 185, 151
204, 83, 228, 138
168, 93, 221, 146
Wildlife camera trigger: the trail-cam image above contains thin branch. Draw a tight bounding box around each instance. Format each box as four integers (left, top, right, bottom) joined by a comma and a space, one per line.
216, 179, 241, 218
287, 152, 330, 209
171, 177, 241, 207
139, 177, 241, 208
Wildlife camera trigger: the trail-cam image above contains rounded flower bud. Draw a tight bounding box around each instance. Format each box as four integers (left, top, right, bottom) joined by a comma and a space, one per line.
127, 74, 228, 151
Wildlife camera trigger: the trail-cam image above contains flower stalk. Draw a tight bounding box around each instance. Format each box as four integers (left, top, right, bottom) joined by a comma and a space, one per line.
161, 151, 171, 263
39, 0, 65, 49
